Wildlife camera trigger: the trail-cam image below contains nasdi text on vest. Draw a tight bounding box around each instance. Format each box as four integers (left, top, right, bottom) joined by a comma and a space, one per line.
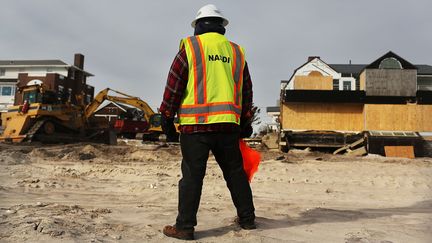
208, 54, 230, 63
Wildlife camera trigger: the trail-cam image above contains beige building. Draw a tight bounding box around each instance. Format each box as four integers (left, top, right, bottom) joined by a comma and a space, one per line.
275, 51, 432, 155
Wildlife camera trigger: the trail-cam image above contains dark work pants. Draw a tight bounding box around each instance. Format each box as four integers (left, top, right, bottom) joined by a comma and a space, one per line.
175, 132, 255, 230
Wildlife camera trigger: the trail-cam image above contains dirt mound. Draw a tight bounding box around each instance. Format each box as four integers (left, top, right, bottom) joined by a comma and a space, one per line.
129, 150, 161, 161
0, 151, 30, 165
0, 203, 117, 242
1, 141, 182, 163
59, 145, 102, 161
29, 148, 56, 158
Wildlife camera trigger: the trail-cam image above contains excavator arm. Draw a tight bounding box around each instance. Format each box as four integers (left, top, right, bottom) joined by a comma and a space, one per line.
84, 88, 158, 125
84, 88, 110, 119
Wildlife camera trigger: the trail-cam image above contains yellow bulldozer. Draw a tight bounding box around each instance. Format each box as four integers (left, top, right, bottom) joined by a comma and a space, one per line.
0, 84, 167, 144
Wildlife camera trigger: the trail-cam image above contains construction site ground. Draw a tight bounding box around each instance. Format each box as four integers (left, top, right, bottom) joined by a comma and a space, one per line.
0, 141, 431, 243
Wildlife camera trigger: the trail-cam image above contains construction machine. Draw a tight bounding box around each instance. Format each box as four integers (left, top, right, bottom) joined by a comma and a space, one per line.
0, 84, 167, 144
0, 83, 112, 143
87, 88, 168, 140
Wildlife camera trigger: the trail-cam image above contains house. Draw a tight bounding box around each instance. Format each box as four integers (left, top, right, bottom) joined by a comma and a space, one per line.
94, 101, 145, 125
265, 106, 280, 132
274, 51, 432, 155
284, 56, 360, 91
0, 53, 94, 112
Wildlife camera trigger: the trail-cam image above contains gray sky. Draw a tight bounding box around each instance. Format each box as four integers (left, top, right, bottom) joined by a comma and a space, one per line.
1, 0, 431, 122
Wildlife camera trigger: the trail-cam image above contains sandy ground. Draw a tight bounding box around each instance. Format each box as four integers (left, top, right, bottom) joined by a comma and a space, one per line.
0, 140, 431, 243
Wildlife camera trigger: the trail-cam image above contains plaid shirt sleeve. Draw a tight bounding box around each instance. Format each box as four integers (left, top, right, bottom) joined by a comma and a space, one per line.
159, 48, 188, 118
241, 62, 254, 121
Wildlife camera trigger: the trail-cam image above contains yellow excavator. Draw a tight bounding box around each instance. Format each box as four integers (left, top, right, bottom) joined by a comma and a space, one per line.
0, 84, 167, 144
86, 88, 168, 140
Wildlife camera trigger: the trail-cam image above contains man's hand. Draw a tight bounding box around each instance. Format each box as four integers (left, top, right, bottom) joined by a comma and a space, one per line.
240, 123, 253, 138
161, 115, 179, 142
240, 117, 253, 138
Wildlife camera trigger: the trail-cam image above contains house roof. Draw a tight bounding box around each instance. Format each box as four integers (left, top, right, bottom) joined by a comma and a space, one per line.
266, 106, 280, 113
285, 57, 338, 86
0, 59, 94, 76
416, 65, 432, 75
284, 52, 431, 84
328, 64, 432, 76
95, 101, 140, 113
0, 60, 68, 66
365, 51, 417, 70
328, 64, 366, 76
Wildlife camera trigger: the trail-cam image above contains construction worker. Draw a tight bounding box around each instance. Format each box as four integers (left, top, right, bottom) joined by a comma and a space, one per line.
159, 4, 256, 241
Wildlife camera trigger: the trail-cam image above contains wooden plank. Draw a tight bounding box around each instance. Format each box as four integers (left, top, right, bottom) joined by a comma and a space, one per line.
290, 143, 342, 148
364, 104, 432, 131
333, 138, 365, 154
282, 103, 364, 131
384, 146, 415, 159
293, 75, 333, 90
359, 72, 366, 91
348, 146, 367, 156
364, 69, 417, 97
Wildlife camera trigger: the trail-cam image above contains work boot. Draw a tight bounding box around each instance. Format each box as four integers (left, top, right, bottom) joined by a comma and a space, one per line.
163, 225, 195, 240
234, 217, 257, 230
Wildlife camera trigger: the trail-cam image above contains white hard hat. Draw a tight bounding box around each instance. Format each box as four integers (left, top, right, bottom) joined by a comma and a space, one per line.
191, 4, 229, 28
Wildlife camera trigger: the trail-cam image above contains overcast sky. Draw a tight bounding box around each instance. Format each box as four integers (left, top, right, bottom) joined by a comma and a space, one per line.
1, 0, 431, 122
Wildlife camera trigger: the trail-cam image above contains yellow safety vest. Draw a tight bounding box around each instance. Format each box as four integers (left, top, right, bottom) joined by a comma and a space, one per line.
178, 32, 245, 125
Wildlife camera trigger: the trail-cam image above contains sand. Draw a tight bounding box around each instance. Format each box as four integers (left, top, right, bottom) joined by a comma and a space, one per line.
0, 141, 431, 242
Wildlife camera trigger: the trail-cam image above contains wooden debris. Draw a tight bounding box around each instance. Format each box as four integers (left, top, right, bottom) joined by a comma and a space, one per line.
333, 137, 365, 155
347, 146, 367, 156
384, 146, 415, 159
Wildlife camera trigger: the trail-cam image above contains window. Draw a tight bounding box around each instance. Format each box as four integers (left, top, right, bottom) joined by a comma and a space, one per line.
417, 76, 432, 91
1, 86, 12, 96
68, 88, 72, 101
23, 90, 41, 104
0, 69, 5, 76
379, 57, 402, 69
355, 79, 360, 90
58, 85, 66, 102
308, 71, 323, 76
343, 81, 351, 91
86, 94, 92, 104
333, 79, 339, 90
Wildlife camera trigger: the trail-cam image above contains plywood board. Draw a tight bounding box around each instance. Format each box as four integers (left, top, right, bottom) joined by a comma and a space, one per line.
359, 72, 366, 91
294, 75, 333, 90
384, 146, 415, 159
281, 102, 432, 133
282, 103, 364, 131
364, 104, 432, 131
364, 69, 417, 97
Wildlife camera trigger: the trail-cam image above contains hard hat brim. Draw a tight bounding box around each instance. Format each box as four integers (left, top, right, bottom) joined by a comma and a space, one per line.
191, 17, 229, 28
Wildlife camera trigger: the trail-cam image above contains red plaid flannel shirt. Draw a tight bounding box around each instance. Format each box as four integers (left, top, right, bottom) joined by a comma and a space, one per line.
160, 47, 253, 134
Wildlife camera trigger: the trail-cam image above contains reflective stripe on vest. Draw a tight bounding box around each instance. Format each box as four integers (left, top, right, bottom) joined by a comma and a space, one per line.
230, 42, 244, 106
187, 36, 206, 105
178, 33, 245, 125
180, 103, 242, 115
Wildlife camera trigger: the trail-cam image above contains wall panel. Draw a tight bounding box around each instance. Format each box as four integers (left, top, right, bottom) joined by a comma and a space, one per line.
282, 103, 364, 131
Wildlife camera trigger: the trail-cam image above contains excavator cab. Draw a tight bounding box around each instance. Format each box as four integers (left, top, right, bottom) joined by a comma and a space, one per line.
149, 113, 162, 129
20, 85, 58, 105
22, 88, 41, 104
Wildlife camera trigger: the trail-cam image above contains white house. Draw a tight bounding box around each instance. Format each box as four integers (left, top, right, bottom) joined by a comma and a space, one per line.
0, 54, 93, 112
0, 60, 71, 112
284, 56, 358, 91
